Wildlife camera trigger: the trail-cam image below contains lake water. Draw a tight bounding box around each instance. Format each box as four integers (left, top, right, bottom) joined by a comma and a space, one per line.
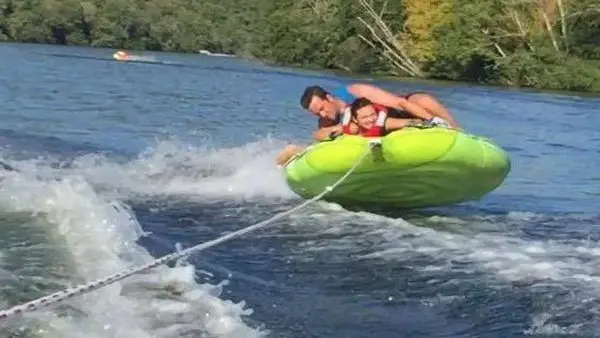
0, 42, 599, 338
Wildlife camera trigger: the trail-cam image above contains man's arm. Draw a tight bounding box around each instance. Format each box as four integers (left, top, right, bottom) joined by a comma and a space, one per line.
313, 124, 342, 141
347, 83, 435, 121
313, 117, 343, 141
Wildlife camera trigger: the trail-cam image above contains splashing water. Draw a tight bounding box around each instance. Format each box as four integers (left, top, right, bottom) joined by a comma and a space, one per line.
0, 140, 276, 337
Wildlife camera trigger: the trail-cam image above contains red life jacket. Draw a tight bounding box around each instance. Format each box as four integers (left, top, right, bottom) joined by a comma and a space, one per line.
341, 103, 388, 137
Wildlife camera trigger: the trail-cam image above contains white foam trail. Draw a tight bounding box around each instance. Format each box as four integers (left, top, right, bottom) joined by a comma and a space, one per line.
58, 138, 296, 202
6, 136, 596, 335
0, 169, 265, 337
287, 210, 600, 284
281, 208, 600, 335
124, 55, 157, 63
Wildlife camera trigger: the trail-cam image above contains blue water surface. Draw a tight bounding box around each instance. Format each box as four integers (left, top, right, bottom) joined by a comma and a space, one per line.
0, 42, 599, 338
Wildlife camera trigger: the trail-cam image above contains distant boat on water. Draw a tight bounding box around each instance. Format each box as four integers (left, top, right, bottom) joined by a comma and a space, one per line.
112, 50, 157, 63
198, 49, 235, 57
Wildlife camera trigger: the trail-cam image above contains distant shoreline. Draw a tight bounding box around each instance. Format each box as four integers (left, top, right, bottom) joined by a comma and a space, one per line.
1, 0, 598, 95
3, 41, 599, 99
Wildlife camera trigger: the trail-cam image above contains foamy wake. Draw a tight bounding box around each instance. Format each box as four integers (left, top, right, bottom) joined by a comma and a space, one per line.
280, 208, 600, 335
4, 138, 596, 336
45, 138, 296, 202
0, 140, 282, 337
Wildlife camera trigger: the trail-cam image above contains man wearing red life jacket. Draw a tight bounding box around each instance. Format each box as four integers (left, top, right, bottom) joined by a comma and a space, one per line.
275, 97, 427, 166
341, 98, 422, 137
299, 83, 459, 141
275, 83, 458, 167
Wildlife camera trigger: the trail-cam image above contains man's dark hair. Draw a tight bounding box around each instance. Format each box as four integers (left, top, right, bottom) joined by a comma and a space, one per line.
300, 85, 329, 109
350, 97, 372, 117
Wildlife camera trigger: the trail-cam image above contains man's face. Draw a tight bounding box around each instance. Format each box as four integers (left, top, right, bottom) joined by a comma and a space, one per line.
307, 95, 338, 120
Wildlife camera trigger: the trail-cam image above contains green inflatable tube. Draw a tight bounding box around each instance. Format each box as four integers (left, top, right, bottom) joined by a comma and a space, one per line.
283, 126, 511, 209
